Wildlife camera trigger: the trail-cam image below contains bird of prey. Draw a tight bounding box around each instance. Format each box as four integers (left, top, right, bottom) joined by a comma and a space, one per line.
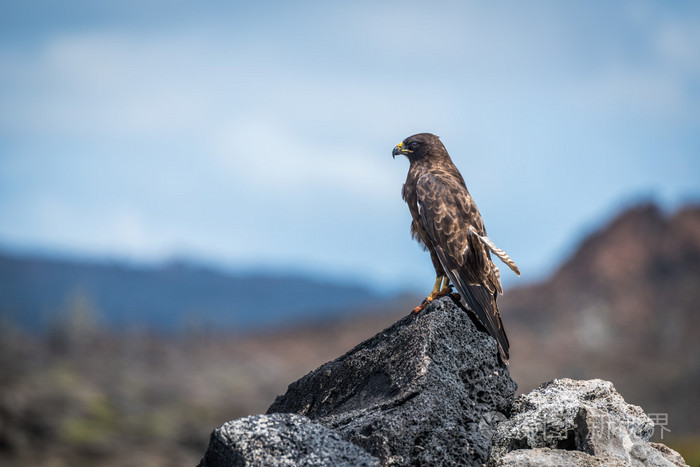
393, 133, 520, 362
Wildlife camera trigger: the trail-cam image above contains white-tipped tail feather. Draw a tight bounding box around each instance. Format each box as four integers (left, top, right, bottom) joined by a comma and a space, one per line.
469, 226, 520, 276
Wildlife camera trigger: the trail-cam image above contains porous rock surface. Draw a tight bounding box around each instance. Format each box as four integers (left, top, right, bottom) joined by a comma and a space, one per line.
196, 413, 379, 467
490, 378, 688, 466
267, 296, 516, 465
198, 296, 688, 466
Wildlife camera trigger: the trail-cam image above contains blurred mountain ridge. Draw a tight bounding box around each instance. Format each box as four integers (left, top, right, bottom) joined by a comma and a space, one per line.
0, 251, 393, 332
502, 202, 700, 446
504, 201, 700, 356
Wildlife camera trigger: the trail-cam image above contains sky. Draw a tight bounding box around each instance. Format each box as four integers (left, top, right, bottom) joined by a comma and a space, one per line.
1, 1, 699, 292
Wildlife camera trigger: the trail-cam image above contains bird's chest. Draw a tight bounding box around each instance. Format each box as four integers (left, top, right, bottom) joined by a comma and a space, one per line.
402, 180, 431, 246
401, 181, 419, 216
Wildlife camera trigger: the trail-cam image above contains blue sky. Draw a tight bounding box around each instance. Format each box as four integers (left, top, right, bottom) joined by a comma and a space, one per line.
1, 1, 699, 292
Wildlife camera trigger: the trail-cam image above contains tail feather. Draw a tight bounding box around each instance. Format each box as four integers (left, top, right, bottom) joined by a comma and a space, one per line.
469, 227, 520, 276
446, 267, 510, 363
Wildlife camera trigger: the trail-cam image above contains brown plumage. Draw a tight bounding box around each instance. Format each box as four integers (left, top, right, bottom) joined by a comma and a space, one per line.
393, 133, 520, 362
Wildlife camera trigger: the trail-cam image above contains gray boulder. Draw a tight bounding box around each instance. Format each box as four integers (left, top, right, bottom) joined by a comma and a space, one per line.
197, 413, 379, 467
490, 378, 688, 466
267, 296, 517, 466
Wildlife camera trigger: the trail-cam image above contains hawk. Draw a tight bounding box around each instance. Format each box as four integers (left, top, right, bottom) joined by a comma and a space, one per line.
393, 133, 520, 362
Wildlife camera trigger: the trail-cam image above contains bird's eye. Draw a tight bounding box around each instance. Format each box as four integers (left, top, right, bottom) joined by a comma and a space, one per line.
409, 142, 419, 149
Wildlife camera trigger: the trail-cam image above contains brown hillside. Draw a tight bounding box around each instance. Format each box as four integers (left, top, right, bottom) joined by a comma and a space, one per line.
503, 203, 700, 440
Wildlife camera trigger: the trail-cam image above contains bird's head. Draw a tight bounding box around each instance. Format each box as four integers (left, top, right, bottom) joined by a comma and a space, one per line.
392, 133, 446, 162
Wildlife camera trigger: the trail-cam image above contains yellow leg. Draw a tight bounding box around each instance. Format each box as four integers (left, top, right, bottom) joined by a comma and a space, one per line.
438, 277, 452, 295
429, 275, 445, 299
414, 275, 450, 313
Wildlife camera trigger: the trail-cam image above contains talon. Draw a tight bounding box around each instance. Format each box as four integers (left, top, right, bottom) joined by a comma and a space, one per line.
413, 300, 428, 313
414, 275, 450, 313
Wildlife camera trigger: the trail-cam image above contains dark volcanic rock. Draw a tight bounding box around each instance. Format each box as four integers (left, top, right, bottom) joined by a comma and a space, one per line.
490, 378, 688, 466
198, 297, 688, 466
197, 413, 379, 467
267, 296, 517, 466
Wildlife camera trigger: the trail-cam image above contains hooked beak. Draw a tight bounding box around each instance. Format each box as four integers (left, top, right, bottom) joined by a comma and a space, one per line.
392, 141, 408, 159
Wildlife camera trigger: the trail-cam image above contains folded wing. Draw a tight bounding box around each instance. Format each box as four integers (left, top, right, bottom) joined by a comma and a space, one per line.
415, 173, 516, 361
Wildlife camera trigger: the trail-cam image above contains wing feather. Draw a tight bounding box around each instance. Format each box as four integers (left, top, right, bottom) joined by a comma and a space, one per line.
415, 173, 512, 361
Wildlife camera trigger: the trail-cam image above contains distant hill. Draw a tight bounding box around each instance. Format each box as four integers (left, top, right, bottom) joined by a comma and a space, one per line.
0, 252, 392, 332
502, 203, 700, 438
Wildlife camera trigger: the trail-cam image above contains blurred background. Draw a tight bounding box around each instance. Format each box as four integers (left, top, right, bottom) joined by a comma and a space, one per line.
1, 1, 699, 465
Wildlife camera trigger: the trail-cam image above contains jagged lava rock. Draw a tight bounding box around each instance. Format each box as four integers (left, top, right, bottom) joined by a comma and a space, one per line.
490, 378, 688, 466
267, 296, 517, 466
197, 413, 379, 467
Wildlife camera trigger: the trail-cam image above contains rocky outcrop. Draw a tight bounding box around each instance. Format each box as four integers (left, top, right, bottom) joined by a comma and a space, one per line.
197, 413, 379, 467
267, 296, 516, 465
198, 296, 688, 466
490, 378, 688, 466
